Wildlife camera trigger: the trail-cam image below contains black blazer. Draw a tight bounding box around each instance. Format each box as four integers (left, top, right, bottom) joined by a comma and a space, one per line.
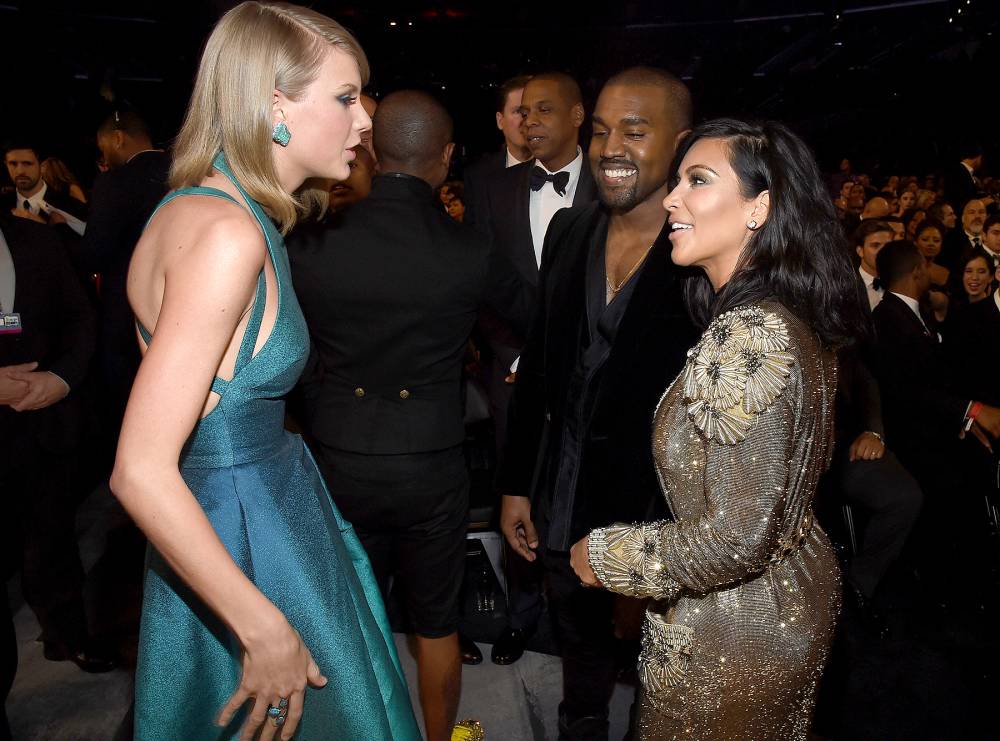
496, 202, 699, 543
288, 173, 532, 455
946, 295, 1000, 407
942, 161, 982, 214
472, 155, 598, 288
463, 148, 507, 229
75, 150, 171, 299
0, 215, 96, 457
74, 150, 170, 372
872, 292, 968, 462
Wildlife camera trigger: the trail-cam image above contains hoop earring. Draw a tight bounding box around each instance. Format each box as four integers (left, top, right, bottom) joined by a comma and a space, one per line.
272, 121, 292, 147
747, 219, 758, 230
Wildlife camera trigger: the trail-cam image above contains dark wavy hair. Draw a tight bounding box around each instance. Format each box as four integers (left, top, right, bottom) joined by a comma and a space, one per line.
674, 118, 868, 348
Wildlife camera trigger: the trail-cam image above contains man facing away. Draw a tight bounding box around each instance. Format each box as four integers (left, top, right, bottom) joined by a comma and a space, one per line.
498, 67, 698, 740
288, 91, 530, 741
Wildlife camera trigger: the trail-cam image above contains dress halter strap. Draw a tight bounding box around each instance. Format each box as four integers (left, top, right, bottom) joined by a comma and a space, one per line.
135, 159, 272, 393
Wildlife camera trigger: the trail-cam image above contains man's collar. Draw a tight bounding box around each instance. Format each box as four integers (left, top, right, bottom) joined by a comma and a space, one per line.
17, 180, 47, 204
372, 172, 434, 199
859, 264, 877, 285
537, 146, 583, 176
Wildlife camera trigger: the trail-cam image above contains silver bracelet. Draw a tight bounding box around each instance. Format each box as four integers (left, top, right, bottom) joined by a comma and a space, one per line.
865, 430, 883, 443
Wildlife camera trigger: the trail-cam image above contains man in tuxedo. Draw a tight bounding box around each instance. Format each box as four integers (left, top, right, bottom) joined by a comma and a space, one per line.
854, 220, 894, 310
4, 143, 88, 234
469, 72, 599, 665
941, 198, 988, 272
0, 213, 114, 691
872, 241, 1000, 580
978, 213, 1000, 269
498, 67, 697, 740
288, 91, 529, 741
463, 74, 533, 226
75, 110, 169, 462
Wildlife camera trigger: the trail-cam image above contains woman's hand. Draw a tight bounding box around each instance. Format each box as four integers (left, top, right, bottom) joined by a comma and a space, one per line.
570, 535, 602, 588
218, 614, 327, 741
848, 431, 885, 462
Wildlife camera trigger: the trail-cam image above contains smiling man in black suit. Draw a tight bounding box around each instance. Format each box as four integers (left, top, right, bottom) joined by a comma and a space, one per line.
498, 67, 696, 740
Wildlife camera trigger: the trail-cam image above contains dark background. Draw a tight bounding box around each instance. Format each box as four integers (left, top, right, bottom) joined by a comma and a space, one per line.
3, 0, 999, 187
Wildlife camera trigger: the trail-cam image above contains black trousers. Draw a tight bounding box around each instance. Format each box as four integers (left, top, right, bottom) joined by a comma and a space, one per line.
315, 444, 469, 638
834, 448, 923, 598
1, 444, 88, 649
542, 548, 622, 741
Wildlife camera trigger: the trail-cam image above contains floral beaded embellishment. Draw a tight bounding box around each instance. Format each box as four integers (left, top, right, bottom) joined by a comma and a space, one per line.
681, 305, 794, 445
588, 522, 675, 600
638, 614, 694, 693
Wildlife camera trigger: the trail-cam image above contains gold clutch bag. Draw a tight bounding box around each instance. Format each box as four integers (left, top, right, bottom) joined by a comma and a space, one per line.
451, 719, 485, 741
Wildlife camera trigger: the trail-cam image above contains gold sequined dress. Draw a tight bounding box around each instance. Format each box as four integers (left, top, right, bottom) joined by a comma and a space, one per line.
588, 302, 841, 740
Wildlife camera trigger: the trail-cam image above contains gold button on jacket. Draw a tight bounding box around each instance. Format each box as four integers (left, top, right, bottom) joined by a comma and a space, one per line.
399, 389, 410, 399
354, 387, 365, 398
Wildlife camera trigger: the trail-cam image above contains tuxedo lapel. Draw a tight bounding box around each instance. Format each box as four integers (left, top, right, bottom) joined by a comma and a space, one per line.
512, 163, 538, 284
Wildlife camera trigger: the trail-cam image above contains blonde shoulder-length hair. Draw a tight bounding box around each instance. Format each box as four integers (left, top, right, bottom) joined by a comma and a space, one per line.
170, 1, 369, 233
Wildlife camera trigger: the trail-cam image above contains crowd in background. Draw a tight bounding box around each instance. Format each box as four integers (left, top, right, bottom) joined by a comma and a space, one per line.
2, 69, 999, 739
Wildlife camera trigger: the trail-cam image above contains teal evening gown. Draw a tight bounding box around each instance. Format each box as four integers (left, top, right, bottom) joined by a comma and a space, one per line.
132, 154, 421, 740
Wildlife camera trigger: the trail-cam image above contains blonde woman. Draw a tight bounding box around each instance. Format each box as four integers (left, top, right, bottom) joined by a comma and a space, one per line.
110, 3, 420, 739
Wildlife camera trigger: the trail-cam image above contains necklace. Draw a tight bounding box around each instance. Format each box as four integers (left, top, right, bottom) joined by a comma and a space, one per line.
606, 244, 653, 301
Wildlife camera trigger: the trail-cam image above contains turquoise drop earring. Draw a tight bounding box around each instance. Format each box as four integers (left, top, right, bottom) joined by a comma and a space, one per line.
272, 121, 291, 147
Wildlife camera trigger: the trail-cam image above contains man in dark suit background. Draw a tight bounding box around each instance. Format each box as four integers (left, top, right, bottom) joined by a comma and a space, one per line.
74, 109, 169, 463
872, 240, 1000, 590
1, 213, 113, 705
288, 91, 530, 741
468, 72, 599, 665
942, 143, 991, 217
498, 67, 696, 740
463, 74, 533, 226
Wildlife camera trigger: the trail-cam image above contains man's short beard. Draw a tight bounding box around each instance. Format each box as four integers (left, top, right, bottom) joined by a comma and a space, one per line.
599, 183, 641, 209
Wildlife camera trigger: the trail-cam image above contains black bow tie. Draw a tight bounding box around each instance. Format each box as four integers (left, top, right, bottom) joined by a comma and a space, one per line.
529, 166, 570, 196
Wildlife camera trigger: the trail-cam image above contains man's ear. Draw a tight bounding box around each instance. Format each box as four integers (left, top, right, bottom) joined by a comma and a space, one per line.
571, 102, 585, 129
114, 130, 127, 151
496, 111, 504, 131
442, 142, 456, 170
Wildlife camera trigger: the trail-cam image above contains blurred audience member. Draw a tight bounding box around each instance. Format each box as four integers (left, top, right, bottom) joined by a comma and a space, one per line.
941, 198, 988, 273
439, 180, 465, 222
0, 212, 114, 678
854, 219, 894, 310
861, 196, 891, 220
40, 157, 87, 204
914, 220, 949, 291
329, 144, 376, 212
979, 213, 1000, 269
928, 200, 957, 232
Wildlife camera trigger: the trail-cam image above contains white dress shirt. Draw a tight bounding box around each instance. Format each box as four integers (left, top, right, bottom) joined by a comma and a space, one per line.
529, 147, 583, 268
994, 288, 1000, 314
0, 227, 14, 314
859, 265, 882, 310
505, 148, 529, 169
17, 182, 87, 236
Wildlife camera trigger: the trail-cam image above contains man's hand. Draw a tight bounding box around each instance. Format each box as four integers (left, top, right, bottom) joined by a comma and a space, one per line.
10, 207, 46, 224
7, 370, 70, 411
500, 494, 538, 562
849, 431, 885, 462
47, 211, 67, 225
0, 362, 36, 405
570, 535, 602, 588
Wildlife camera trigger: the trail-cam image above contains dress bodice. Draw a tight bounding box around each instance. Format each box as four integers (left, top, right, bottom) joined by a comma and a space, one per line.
139, 153, 308, 469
